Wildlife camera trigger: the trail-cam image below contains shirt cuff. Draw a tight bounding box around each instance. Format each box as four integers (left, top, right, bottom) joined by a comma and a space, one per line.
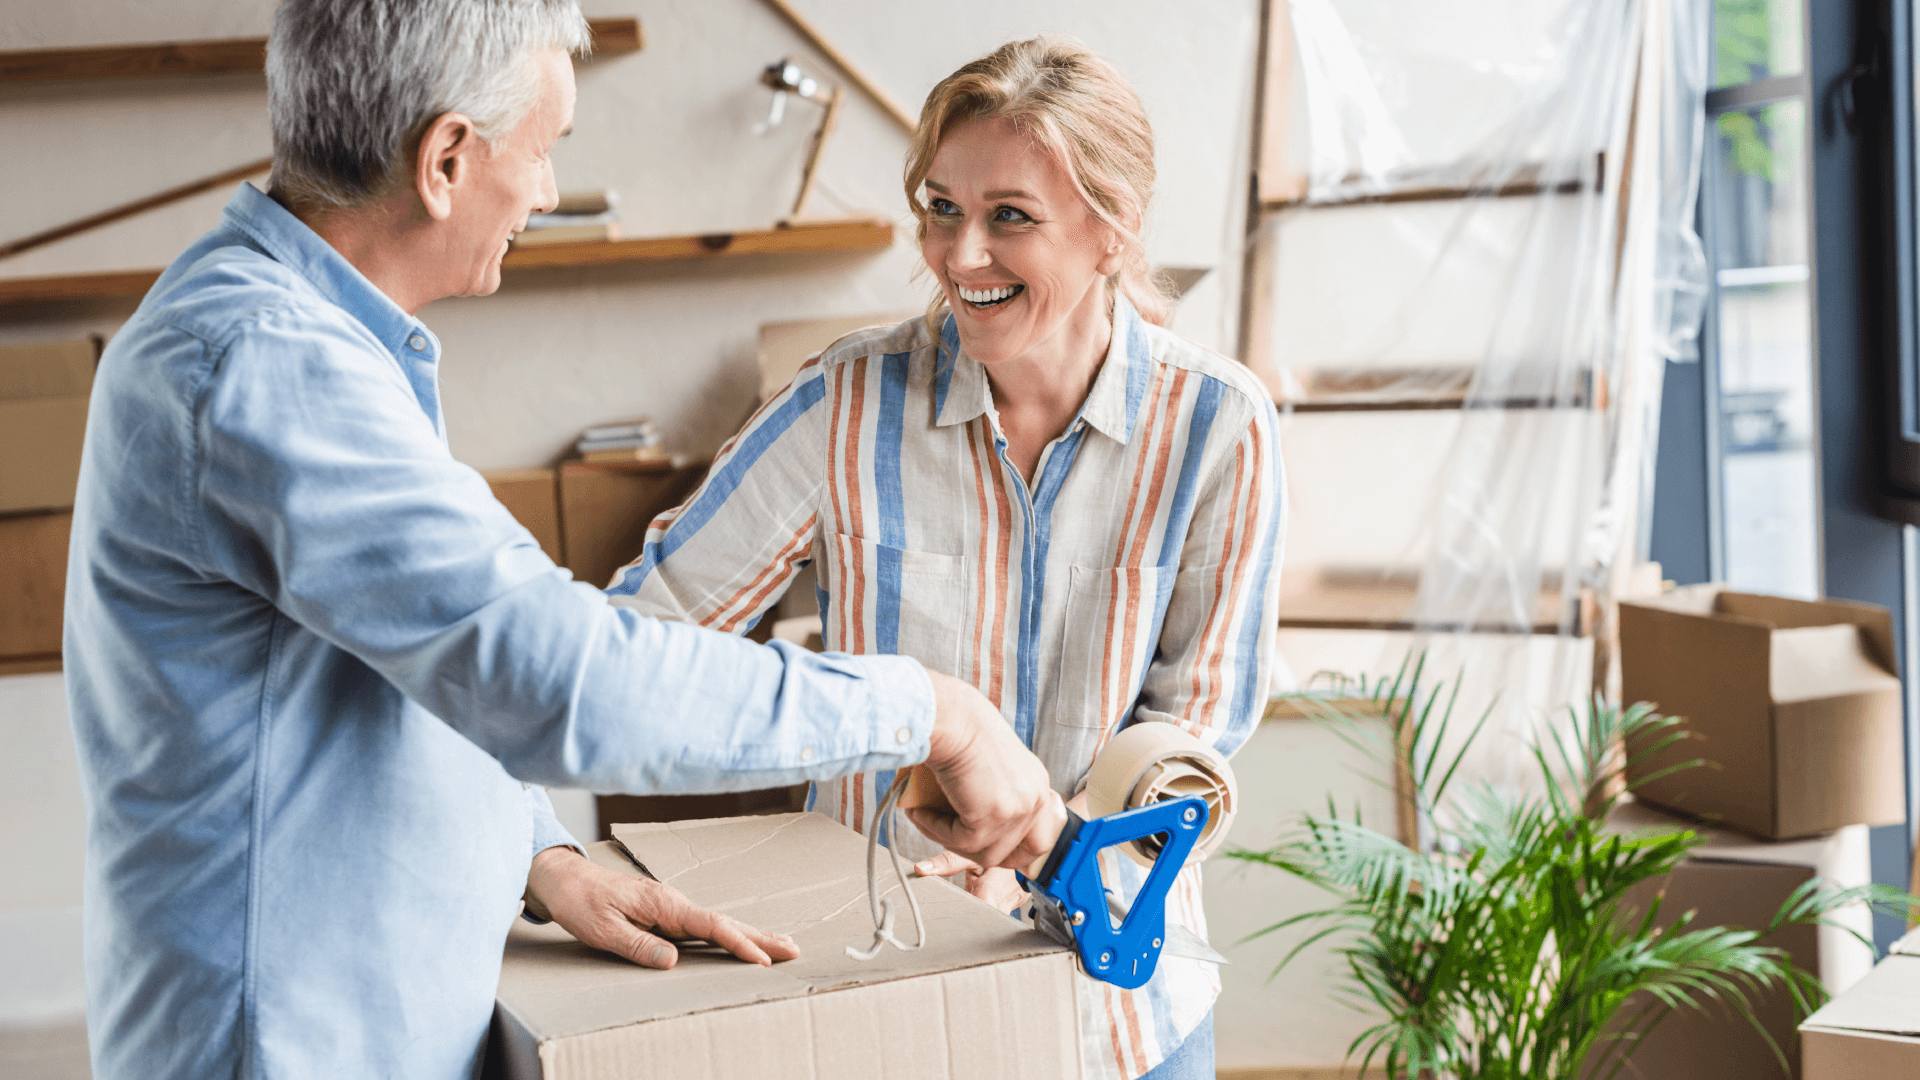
848, 652, 936, 765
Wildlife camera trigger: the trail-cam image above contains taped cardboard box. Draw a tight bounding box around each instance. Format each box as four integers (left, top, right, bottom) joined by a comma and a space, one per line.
0, 340, 95, 514
487, 813, 1079, 1080
1800, 930, 1920, 1079
1601, 800, 1875, 1080
1621, 585, 1904, 839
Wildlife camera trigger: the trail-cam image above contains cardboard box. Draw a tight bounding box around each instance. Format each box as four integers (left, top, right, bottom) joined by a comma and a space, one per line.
1601, 800, 1875, 1080
484, 467, 564, 565
0, 509, 72, 663
1800, 932, 1920, 1079
1620, 585, 1904, 839
0, 341, 95, 514
487, 813, 1079, 1080
556, 460, 705, 590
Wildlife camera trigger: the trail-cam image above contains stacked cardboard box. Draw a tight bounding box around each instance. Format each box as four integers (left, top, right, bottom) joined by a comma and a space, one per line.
484, 813, 1078, 1080
1609, 585, 1905, 1079
1801, 930, 1920, 1077
1620, 585, 1904, 840
1, 340, 97, 674
1602, 801, 1875, 1080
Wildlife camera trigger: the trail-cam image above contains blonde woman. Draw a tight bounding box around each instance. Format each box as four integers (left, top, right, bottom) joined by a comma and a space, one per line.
608, 37, 1283, 1080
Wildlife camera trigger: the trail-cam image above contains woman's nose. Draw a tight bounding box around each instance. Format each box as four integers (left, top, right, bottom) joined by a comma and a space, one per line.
948, 219, 991, 271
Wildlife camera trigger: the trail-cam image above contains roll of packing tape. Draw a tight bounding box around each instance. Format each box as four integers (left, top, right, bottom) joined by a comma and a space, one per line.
1084, 723, 1237, 868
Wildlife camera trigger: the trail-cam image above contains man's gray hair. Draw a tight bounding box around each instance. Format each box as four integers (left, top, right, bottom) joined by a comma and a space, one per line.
267, 0, 590, 212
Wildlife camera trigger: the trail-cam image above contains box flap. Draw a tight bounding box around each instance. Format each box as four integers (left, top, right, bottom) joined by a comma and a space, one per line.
1803, 955, 1920, 1037
1771, 624, 1902, 702
0, 341, 94, 402
495, 814, 1068, 1044
1721, 590, 1899, 677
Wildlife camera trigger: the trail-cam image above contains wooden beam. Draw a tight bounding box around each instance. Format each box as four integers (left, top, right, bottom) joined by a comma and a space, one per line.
0, 17, 643, 83
0, 156, 273, 261
754, 0, 917, 135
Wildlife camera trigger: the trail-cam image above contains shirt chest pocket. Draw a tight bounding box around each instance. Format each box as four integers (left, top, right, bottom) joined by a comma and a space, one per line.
826, 533, 969, 678
1051, 565, 1164, 730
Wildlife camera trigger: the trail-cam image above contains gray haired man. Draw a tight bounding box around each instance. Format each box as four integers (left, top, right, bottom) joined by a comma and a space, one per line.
63, 2, 1064, 1076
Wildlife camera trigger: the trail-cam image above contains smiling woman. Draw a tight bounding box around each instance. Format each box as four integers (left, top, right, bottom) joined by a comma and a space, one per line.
605, 35, 1286, 1080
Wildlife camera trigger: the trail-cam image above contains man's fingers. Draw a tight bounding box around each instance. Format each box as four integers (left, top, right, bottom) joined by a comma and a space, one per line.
607, 922, 679, 970
672, 902, 800, 968
913, 850, 980, 878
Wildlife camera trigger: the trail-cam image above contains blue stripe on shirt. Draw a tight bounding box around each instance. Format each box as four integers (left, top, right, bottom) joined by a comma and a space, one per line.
605, 374, 827, 597
875, 353, 911, 654
1012, 424, 1090, 747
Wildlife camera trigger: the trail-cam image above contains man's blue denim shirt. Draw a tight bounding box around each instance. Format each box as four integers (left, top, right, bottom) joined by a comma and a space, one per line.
63, 183, 935, 1079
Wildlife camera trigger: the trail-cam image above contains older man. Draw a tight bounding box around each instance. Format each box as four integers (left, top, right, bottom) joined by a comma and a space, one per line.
63, 1, 1064, 1077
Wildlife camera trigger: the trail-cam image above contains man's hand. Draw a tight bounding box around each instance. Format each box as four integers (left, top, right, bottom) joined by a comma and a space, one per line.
914, 851, 1027, 914
902, 670, 1066, 873
525, 847, 800, 970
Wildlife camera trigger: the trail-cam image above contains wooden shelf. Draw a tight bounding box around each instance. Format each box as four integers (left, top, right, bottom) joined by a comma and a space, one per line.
1272, 365, 1603, 413
1275, 569, 1590, 636
0, 219, 895, 315
0, 18, 642, 82
1263, 157, 1604, 212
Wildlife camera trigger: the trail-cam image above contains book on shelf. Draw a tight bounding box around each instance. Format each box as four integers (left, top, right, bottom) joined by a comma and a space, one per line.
552, 189, 619, 216
577, 447, 698, 470
579, 419, 654, 443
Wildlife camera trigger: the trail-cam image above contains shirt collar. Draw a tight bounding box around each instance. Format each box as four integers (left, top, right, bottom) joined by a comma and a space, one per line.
218, 182, 437, 362
932, 292, 1153, 445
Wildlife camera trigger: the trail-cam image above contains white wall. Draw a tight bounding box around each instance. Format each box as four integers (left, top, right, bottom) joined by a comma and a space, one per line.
0, 0, 1257, 467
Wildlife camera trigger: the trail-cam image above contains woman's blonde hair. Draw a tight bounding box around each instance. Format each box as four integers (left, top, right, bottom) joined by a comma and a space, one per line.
905, 35, 1171, 329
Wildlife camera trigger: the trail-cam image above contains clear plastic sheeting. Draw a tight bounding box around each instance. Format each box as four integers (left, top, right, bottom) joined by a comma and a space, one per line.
1256, 0, 1710, 790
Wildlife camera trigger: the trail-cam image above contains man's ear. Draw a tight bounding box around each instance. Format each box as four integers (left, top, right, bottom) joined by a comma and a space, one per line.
414, 112, 478, 222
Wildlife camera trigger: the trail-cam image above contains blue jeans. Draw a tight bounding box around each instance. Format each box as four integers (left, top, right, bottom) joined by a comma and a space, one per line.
1138, 1010, 1214, 1080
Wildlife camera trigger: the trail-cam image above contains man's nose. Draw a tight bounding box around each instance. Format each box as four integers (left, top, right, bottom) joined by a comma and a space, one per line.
534, 160, 559, 215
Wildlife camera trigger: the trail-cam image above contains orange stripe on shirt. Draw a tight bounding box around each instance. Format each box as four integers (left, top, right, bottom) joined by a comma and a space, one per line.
1101, 983, 1133, 1077
1099, 368, 1189, 755
1196, 421, 1268, 732
717, 513, 819, 632
967, 423, 992, 690
984, 419, 1014, 710
1186, 442, 1248, 724
1099, 363, 1169, 733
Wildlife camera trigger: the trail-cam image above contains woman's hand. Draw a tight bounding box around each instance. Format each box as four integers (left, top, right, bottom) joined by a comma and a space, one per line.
915, 851, 1028, 915
910, 670, 1065, 871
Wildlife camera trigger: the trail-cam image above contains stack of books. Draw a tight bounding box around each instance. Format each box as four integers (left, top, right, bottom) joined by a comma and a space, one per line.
514, 189, 621, 247
575, 418, 667, 465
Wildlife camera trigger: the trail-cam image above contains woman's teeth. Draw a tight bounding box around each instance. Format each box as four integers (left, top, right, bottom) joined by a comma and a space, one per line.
960, 284, 1022, 307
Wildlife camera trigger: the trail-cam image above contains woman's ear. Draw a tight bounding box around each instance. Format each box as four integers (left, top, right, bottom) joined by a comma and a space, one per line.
1095, 231, 1129, 277
414, 112, 477, 222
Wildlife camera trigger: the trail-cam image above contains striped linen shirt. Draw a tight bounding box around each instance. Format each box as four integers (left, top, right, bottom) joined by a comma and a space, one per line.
607, 296, 1284, 1079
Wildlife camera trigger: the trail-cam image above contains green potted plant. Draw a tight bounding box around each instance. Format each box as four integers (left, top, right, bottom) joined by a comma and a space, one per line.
1230, 655, 1913, 1080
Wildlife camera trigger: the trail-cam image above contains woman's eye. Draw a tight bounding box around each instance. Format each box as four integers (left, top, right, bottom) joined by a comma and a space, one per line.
993, 206, 1032, 224
930, 198, 960, 216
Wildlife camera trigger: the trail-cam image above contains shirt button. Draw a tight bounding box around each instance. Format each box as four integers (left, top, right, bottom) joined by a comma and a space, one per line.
896, 726, 912, 744
408, 334, 427, 351
800, 747, 815, 762
522, 781, 532, 790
